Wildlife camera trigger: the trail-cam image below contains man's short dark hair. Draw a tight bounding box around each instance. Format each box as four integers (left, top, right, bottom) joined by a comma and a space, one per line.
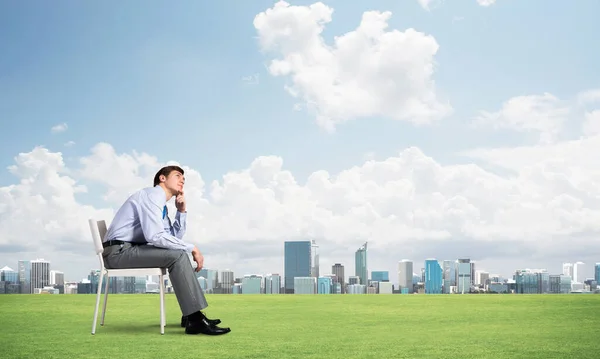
153, 165, 185, 186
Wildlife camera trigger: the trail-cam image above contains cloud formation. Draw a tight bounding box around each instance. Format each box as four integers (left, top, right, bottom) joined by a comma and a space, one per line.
50, 123, 68, 134
476, 0, 497, 6
418, 0, 496, 11
254, 1, 452, 132
472, 93, 569, 144
2, 87, 600, 280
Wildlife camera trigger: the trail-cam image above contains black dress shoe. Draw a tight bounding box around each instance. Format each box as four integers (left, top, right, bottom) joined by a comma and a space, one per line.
181, 315, 221, 327
185, 317, 231, 335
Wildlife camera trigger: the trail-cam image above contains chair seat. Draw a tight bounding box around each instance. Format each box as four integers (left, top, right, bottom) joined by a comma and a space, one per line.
105, 267, 166, 277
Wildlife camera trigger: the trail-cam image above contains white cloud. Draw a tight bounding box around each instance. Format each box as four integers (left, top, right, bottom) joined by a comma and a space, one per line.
582, 110, 600, 137
253, 1, 452, 132
577, 89, 600, 105
242, 73, 260, 85
417, 0, 494, 11
0, 147, 111, 255
3, 122, 600, 280
78, 142, 164, 204
477, 0, 497, 6
50, 123, 68, 134
418, 0, 444, 11
472, 93, 569, 144
64, 141, 76, 147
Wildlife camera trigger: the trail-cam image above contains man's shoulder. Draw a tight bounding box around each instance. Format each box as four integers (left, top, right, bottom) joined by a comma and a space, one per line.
133, 186, 165, 204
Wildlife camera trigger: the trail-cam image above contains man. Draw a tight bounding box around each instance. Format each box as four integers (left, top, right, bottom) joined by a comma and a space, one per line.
102, 165, 230, 335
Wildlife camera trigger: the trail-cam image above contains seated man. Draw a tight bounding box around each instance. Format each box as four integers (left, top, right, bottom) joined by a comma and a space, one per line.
102, 165, 230, 335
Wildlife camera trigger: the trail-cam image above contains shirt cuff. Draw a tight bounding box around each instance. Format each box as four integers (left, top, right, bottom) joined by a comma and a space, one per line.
185, 243, 195, 252
176, 211, 187, 220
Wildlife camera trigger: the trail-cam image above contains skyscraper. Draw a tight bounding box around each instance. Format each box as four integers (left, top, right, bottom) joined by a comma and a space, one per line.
31, 258, 50, 291
456, 259, 471, 294
311, 240, 319, 278
18, 260, 31, 294
284, 241, 312, 294
573, 262, 585, 284
398, 259, 413, 293
595, 263, 600, 283
355, 242, 368, 285
442, 260, 453, 294
424, 259, 443, 294
563, 263, 573, 278
220, 269, 234, 294
332, 263, 345, 293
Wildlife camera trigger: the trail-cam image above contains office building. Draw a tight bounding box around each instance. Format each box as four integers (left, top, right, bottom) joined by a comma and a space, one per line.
563, 263, 573, 278
378, 282, 393, 294
294, 277, 316, 294
475, 270, 489, 287
220, 269, 234, 294
264, 274, 281, 294
355, 242, 368, 285
50, 270, 64, 286
18, 260, 31, 294
0, 266, 18, 283
284, 241, 312, 293
31, 259, 50, 291
573, 262, 585, 284
442, 260, 454, 294
456, 259, 471, 294
332, 263, 345, 293
515, 269, 550, 294
371, 271, 389, 282
425, 259, 443, 294
311, 240, 319, 278
398, 260, 413, 293
317, 276, 332, 294
549, 275, 572, 294
242, 275, 263, 294
347, 284, 366, 294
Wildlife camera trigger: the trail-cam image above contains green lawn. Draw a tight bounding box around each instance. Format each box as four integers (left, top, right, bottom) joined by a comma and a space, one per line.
1, 294, 599, 358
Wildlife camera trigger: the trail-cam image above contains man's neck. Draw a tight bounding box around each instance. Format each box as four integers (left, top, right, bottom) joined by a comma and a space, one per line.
158, 184, 174, 201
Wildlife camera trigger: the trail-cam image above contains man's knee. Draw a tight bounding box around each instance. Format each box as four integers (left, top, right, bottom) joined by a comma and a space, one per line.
166, 249, 189, 264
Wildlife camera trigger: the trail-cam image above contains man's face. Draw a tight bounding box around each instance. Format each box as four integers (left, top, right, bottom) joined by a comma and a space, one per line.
164, 171, 185, 195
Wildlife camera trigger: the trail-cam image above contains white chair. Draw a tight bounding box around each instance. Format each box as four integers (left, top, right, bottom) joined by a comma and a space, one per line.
88, 218, 167, 335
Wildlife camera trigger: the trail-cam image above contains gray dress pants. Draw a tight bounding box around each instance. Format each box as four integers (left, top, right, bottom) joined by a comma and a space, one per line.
102, 243, 208, 316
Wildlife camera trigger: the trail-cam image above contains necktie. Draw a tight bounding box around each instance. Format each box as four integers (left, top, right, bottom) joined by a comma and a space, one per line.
162, 205, 167, 219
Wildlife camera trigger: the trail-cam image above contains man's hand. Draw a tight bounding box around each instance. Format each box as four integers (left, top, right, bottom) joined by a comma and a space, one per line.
176, 189, 186, 213
192, 247, 204, 272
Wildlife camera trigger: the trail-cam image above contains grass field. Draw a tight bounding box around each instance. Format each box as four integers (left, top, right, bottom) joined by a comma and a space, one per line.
1, 294, 599, 358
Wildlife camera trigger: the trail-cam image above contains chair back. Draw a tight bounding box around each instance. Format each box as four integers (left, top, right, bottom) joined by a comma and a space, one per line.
88, 219, 108, 256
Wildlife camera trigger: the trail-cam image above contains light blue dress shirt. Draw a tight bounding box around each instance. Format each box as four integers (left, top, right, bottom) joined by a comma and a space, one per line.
104, 185, 195, 252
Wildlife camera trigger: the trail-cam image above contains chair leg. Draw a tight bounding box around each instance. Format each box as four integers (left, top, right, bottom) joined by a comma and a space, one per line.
159, 273, 165, 335
92, 272, 103, 335
101, 274, 110, 326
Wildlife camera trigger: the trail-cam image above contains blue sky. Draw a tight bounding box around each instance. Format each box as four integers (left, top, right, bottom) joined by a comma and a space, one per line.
2, 0, 598, 185
2, 0, 600, 282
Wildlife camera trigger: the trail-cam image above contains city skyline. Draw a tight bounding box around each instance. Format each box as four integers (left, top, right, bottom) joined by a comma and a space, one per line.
3, 248, 599, 288
2, 1, 600, 287
3, 251, 599, 295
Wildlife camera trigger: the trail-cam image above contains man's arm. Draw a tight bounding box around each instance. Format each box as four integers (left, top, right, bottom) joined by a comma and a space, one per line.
172, 211, 186, 239
137, 193, 195, 252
